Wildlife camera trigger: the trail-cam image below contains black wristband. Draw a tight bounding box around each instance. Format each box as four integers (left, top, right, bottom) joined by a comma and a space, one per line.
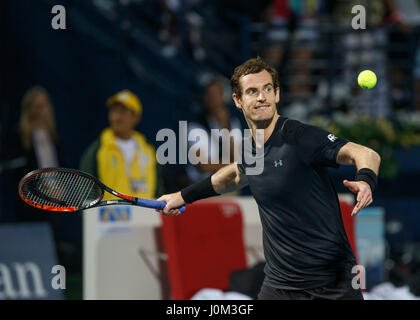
355, 168, 378, 193
181, 175, 220, 204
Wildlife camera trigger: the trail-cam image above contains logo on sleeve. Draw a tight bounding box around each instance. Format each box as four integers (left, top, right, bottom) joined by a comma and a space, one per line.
327, 134, 337, 142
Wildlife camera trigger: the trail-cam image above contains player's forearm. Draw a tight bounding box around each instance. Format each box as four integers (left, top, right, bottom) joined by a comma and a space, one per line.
353, 147, 381, 175
211, 163, 246, 194
196, 162, 229, 173
337, 142, 381, 175
180, 163, 246, 204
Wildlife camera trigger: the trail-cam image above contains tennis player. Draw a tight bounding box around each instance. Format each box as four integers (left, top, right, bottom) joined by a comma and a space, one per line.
157, 57, 381, 300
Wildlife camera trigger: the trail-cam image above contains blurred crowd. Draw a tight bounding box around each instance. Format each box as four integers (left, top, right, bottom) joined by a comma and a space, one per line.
151, 0, 420, 118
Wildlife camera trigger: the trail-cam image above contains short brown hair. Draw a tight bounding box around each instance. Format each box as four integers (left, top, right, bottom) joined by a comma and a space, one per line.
230, 57, 279, 99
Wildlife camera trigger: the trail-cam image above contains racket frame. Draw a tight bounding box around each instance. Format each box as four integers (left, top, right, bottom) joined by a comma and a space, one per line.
19, 168, 137, 212
19, 167, 185, 213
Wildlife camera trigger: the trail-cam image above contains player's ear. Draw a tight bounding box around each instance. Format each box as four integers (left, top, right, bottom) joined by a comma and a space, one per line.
275, 87, 280, 103
232, 93, 242, 111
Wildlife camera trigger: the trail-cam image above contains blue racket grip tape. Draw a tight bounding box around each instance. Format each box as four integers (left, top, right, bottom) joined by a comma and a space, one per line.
135, 198, 185, 214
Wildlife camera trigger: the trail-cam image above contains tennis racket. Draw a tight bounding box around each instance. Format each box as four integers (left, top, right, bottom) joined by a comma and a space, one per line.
18, 167, 186, 213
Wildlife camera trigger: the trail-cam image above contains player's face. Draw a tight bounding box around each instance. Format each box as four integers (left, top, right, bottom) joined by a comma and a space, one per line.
108, 103, 140, 139
233, 70, 279, 124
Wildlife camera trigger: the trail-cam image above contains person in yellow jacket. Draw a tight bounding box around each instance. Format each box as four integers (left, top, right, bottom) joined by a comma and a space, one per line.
80, 89, 163, 200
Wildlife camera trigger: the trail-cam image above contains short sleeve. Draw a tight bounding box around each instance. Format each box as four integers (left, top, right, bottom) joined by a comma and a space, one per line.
282, 119, 348, 167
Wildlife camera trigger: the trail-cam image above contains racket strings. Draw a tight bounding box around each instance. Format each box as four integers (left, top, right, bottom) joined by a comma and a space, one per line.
21, 171, 102, 210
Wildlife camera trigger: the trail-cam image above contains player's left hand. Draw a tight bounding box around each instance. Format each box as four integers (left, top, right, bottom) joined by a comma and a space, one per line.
343, 180, 373, 216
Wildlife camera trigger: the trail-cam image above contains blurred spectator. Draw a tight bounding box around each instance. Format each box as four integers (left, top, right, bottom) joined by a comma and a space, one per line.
1, 86, 65, 225
158, 0, 183, 57
157, 0, 207, 61
416, 44, 420, 111
261, 0, 325, 120
186, 77, 242, 183
222, 0, 272, 22
263, 0, 322, 67
330, 0, 391, 117
384, 0, 420, 111
80, 89, 163, 200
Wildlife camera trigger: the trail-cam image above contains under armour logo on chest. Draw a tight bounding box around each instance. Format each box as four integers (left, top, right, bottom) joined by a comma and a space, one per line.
274, 160, 283, 167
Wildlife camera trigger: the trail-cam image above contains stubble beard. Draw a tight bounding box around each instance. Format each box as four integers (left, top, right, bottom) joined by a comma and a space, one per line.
245, 105, 278, 130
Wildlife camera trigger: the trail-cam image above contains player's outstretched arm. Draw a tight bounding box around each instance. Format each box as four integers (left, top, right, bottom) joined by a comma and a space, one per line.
212, 162, 248, 194
336, 142, 381, 216
156, 163, 248, 215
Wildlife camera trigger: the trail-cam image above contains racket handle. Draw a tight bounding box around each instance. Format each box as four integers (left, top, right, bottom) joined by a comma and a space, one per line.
135, 198, 186, 214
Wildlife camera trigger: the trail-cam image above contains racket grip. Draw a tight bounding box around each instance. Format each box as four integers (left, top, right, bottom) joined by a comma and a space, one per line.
135, 198, 185, 214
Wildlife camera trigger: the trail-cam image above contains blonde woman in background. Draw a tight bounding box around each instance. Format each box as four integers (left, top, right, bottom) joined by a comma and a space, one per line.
19, 86, 60, 166
4, 85, 65, 223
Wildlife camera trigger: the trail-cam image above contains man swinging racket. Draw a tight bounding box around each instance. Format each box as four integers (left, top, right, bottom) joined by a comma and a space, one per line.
157, 57, 381, 300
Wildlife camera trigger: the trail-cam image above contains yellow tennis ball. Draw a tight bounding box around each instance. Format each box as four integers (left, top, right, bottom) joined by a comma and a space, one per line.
358, 70, 377, 89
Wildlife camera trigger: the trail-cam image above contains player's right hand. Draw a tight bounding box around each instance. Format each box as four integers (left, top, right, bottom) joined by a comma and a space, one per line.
156, 191, 185, 216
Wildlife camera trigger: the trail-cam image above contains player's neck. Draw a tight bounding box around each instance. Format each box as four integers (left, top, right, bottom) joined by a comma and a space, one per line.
247, 113, 279, 146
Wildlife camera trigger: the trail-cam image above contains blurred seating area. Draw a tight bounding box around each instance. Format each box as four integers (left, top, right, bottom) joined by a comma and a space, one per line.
1, 0, 420, 298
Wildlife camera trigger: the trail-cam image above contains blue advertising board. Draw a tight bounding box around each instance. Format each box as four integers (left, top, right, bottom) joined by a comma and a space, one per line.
356, 207, 385, 290
0, 223, 63, 299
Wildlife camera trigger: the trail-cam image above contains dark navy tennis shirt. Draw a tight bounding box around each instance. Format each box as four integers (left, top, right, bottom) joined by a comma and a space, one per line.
238, 116, 357, 290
